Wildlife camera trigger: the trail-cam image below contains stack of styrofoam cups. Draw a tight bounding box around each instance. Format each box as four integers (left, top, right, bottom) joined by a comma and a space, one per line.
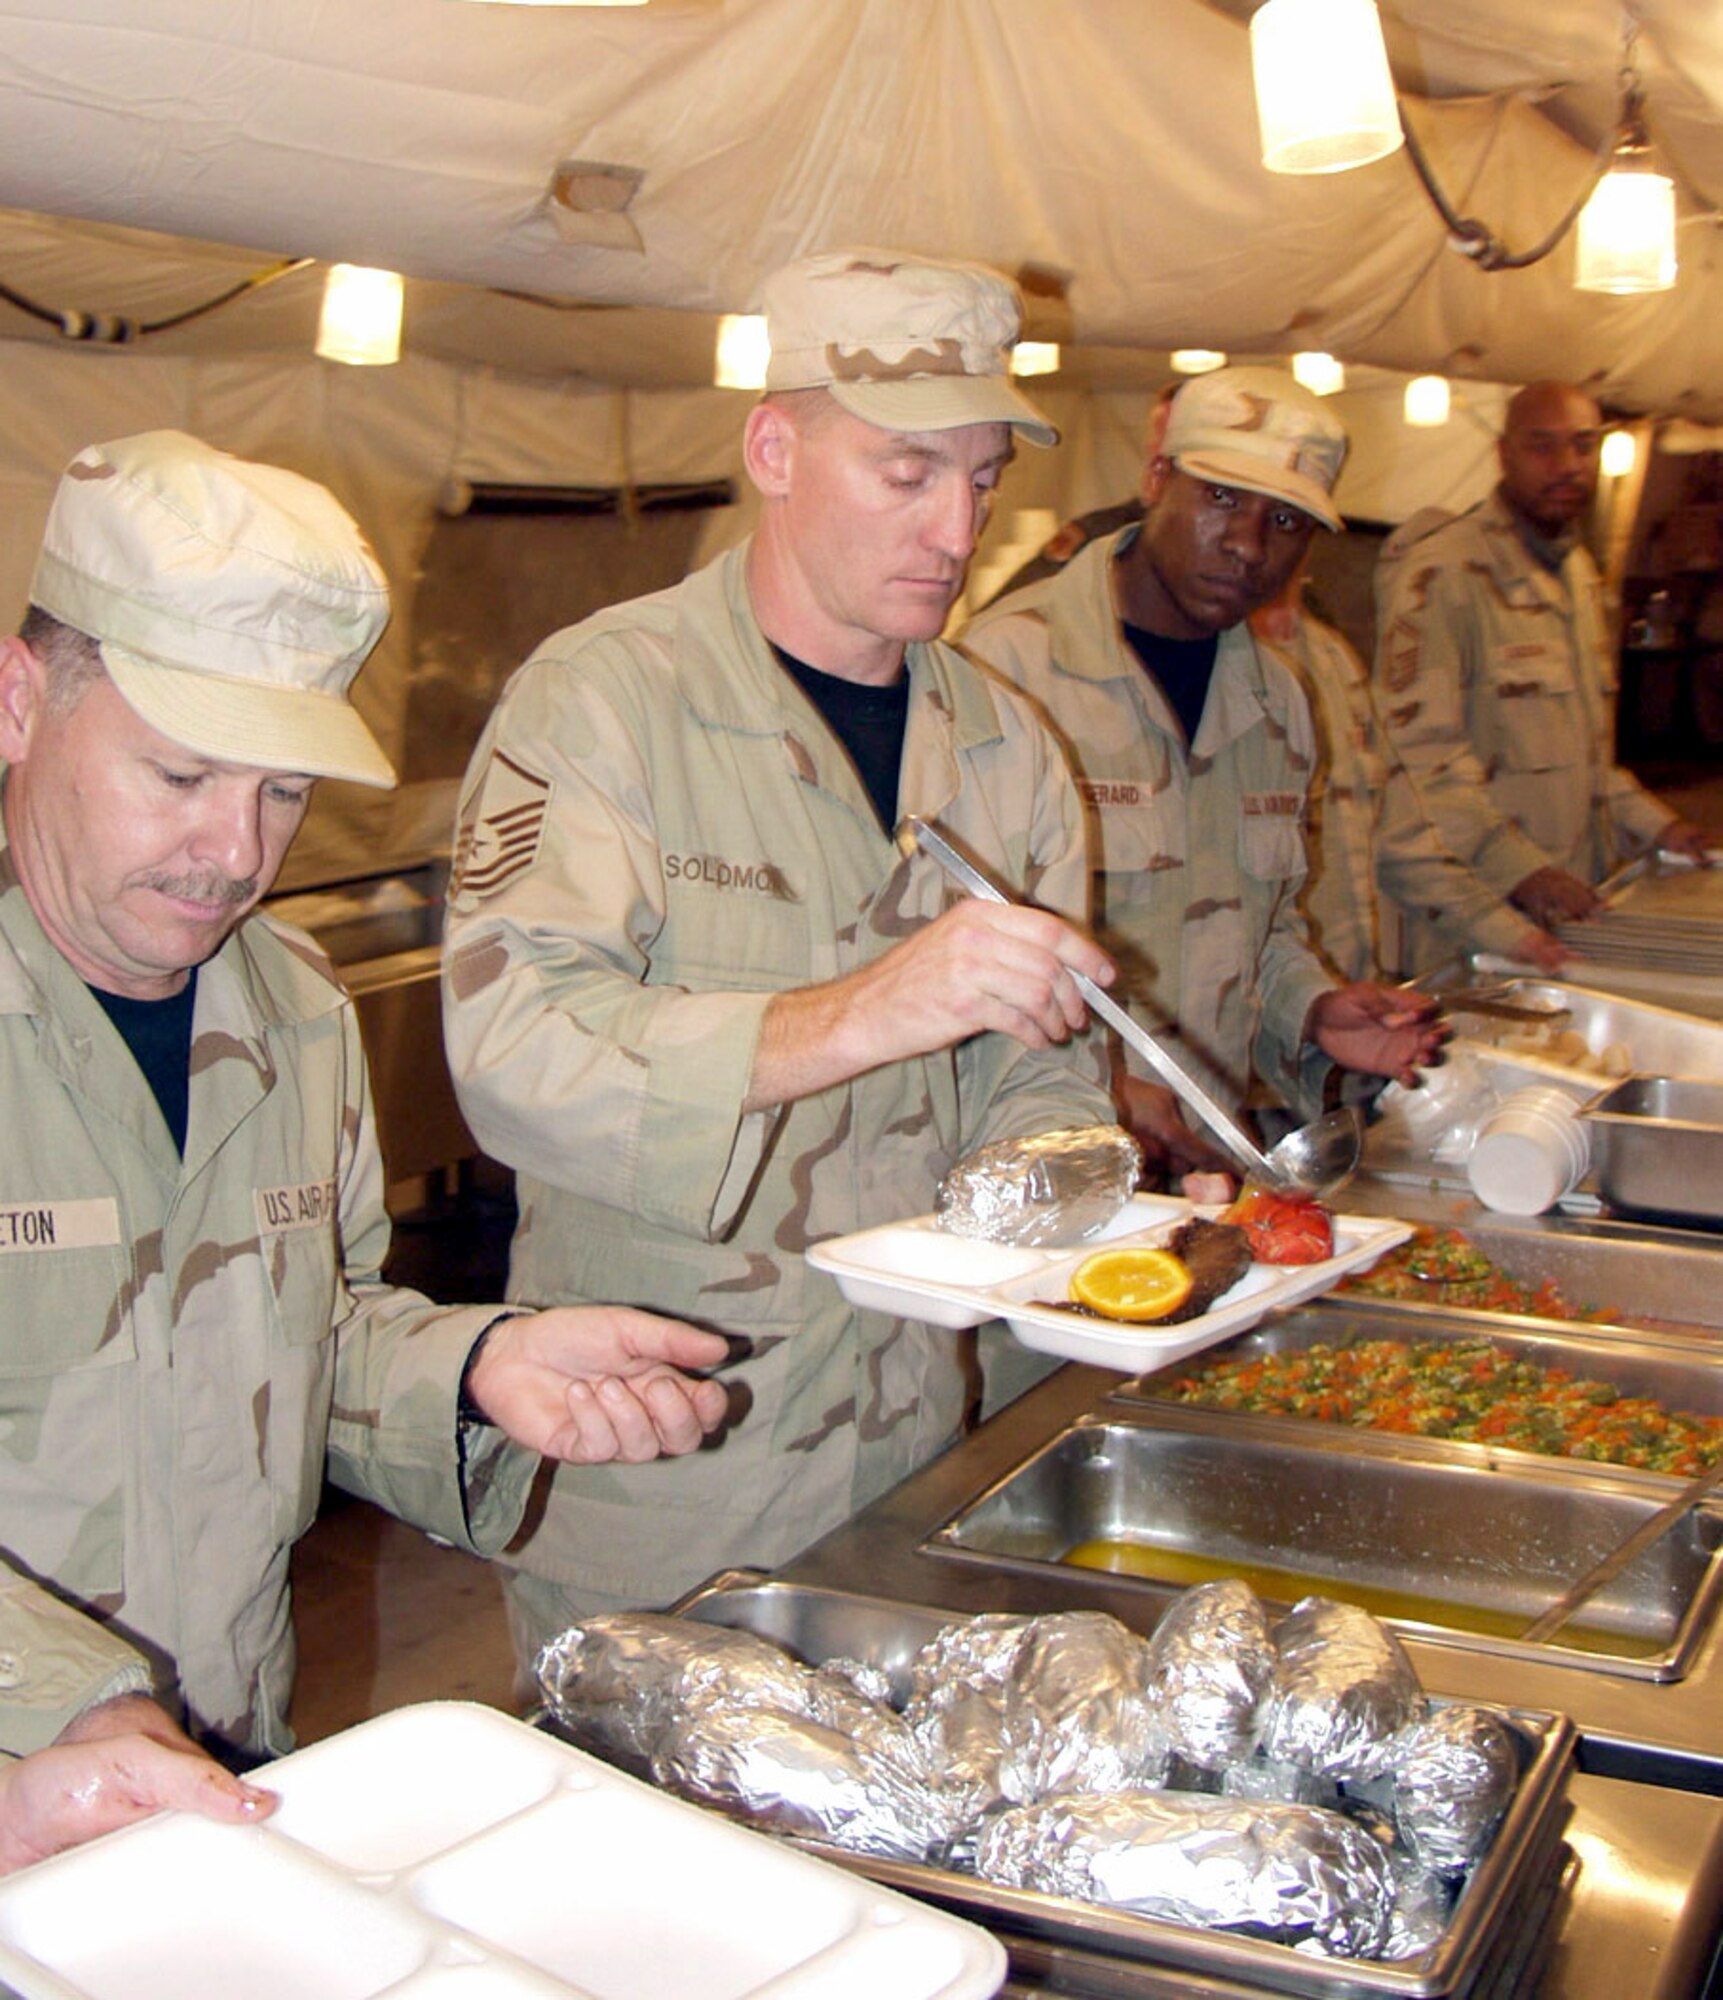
1466, 1085, 1592, 1215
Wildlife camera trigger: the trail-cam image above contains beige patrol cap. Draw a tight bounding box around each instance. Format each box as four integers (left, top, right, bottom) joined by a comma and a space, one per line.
30, 429, 396, 788
1161, 365, 1348, 531
761, 248, 1059, 447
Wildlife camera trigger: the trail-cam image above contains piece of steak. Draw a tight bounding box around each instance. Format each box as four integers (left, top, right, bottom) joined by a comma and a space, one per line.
1164, 1218, 1253, 1320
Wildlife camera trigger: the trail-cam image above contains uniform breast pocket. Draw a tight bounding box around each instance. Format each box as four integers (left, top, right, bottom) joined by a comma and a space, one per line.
1238, 811, 1304, 882
1094, 793, 1183, 874
0, 1242, 134, 1376
661, 872, 812, 988
1488, 648, 1577, 771
258, 1227, 340, 1542
0, 1241, 135, 1598
260, 1226, 340, 1349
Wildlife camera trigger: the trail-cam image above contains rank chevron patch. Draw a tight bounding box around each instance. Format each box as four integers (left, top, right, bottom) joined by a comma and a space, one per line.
451, 752, 551, 899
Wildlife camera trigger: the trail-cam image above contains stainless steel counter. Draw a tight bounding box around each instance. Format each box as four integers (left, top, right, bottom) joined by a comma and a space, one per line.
987, 1771, 1723, 1997
773, 1172, 1723, 1994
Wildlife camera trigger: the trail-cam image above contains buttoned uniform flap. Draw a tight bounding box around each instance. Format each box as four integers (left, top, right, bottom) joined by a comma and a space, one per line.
254, 1178, 340, 1348
1487, 638, 1573, 694
1238, 791, 1306, 880
1082, 780, 1184, 874
655, 846, 812, 988
1484, 642, 1584, 773
0, 1195, 133, 1372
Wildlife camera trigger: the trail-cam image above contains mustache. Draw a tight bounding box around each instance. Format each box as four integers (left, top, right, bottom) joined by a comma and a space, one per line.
142, 870, 257, 908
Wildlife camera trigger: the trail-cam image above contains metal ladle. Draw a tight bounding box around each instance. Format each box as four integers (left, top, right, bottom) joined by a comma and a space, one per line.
904, 816, 1362, 1201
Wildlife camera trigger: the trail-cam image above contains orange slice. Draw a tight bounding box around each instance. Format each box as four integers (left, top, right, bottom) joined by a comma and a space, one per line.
1068, 1246, 1194, 1323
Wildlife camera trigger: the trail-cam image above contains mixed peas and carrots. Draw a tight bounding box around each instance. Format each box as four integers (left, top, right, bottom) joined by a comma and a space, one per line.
1335, 1226, 1621, 1323
1162, 1336, 1723, 1476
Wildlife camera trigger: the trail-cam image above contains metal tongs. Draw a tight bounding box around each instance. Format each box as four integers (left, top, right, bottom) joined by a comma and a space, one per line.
1520, 1452, 1723, 1645
903, 816, 1360, 1200
1398, 974, 1571, 1027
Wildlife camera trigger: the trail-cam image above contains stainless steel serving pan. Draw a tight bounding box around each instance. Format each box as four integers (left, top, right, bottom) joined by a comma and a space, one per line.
922, 1412, 1723, 1681
1442, 977, 1723, 1088
668, 1572, 1577, 2000
1112, 1300, 1723, 1463
1301, 1196, 1723, 1337
1578, 1075, 1723, 1228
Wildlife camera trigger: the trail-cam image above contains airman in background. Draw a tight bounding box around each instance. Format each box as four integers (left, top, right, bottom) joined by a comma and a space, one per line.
1373, 380, 1715, 972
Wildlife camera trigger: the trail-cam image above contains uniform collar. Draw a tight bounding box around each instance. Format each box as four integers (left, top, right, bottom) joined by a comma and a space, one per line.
673, 543, 1008, 760
1495, 484, 1581, 574
1030, 528, 1288, 754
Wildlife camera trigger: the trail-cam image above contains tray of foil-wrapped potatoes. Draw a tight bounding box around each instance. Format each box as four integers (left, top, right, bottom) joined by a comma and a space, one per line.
536, 1576, 1576, 2000
806, 1126, 1413, 1371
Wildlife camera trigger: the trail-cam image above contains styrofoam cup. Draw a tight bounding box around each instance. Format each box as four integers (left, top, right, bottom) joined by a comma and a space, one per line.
1467, 1089, 1590, 1213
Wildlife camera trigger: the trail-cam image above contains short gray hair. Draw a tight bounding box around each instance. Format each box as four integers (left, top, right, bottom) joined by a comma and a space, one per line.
18, 606, 107, 716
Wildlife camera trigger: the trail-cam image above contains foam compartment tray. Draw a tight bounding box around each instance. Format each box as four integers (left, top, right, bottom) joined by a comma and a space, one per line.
808, 1195, 1414, 1371
0, 1702, 1005, 2000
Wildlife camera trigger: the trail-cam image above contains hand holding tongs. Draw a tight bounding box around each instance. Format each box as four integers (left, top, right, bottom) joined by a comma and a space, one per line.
902, 815, 1321, 1193
1396, 972, 1571, 1026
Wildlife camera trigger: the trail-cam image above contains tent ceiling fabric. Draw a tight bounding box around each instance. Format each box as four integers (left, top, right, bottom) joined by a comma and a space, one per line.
0, 0, 1719, 412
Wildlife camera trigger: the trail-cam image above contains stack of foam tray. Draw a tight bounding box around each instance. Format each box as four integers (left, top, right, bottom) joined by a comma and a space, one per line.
0, 1701, 1006, 2000
1556, 853, 1723, 981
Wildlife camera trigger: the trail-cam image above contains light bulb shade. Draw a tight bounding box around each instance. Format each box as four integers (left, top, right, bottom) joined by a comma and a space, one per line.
1403, 374, 1451, 427
1251, 0, 1403, 175
316, 266, 403, 366
1601, 428, 1637, 478
1009, 341, 1060, 378
1574, 165, 1678, 294
1292, 350, 1346, 396
1171, 349, 1228, 375
714, 313, 769, 390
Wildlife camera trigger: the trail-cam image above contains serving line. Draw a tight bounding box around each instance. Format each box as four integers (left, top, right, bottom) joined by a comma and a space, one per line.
766, 1346, 1723, 1995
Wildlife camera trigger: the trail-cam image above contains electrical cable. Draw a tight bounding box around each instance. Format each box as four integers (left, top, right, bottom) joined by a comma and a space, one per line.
0, 254, 313, 344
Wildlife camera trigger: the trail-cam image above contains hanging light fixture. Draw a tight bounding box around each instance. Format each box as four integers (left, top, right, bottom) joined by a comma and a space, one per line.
1574, 168, 1676, 292
1250, 0, 1401, 175
1171, 349, 1229, 375
1574, 71, 1678, 294
316, 266, 403, 366
1251, 9, 1677, 295
1403, 375, 1451, 427
1292, 351, 1346, 396
1010, 341, 1060, 377
1601, 428, 1638, 478
714, 313, 769, 390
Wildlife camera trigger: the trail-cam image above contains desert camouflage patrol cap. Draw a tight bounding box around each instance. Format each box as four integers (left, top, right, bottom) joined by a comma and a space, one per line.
761, 248, 1059, 446
30, 429, 396, 788
1161, 365, 1348, 531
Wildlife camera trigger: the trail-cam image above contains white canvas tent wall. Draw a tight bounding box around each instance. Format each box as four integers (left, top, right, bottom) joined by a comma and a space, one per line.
0, 0, 1712, 876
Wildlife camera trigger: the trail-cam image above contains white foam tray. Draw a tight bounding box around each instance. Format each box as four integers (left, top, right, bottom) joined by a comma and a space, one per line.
808, 1195, 1413, 1371
0, 1702, 1006, 2000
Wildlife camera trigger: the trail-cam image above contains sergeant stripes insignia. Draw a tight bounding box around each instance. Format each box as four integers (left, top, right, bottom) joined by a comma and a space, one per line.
451, 752, 552, 900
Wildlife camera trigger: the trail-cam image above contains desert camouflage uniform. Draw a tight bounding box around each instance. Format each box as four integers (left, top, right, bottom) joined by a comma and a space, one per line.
0, 1560, 152, 1759
1256, 615, 1385, 983
960, 527, 1334, 1118
0, 834, 533, 1755
1260, 613, 1523, 982
441, 545, 1112, 1633
1374, 490, 1673, 968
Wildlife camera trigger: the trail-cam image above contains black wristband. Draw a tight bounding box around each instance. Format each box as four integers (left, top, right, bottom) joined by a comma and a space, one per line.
456, 1316, 513, 1427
